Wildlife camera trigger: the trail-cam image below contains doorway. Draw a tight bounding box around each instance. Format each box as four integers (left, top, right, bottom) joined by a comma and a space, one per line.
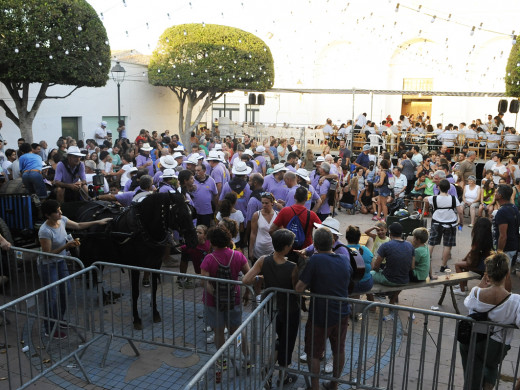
401, 99, 432, 119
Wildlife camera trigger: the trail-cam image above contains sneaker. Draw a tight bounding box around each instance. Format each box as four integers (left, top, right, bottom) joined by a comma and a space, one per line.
440, 266, 447, 273
468, 224, 473, 228
453, 286, 467, 296
324, 361, 333, 374
299, 352, 307, 362
371, 215, 379, 221
277, 373, 297, 386
383, 313, 394, 321
142, 278, 150, 288
216, 359, 228, 371
44, 330, 67, 339
206, 333, 215, 344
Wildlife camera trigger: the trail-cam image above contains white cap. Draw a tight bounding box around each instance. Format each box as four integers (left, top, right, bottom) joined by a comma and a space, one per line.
159, 155, 177, 169
100, 121, 107, 127
174, 145, 185, 152
243, 149, 254, 157
271, 163, 287, 174
314, 217, 342, 235
213, 144, 223, 151
206, 150, 222, 161
316, 156, 325, 163
256, 145, 265, 153
172, 152, 184, 160
186, 155, 199, 165
162, 168, 177, 178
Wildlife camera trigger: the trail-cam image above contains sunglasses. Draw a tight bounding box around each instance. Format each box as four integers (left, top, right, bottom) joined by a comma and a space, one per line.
261, 192, 274, 199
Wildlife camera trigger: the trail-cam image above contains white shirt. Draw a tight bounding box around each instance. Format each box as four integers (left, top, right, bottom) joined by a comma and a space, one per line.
411, 153, 423, 165
438, 130, 458, 147
95, 127, 108, 146
119, 163, 133, 188
85, 173, 109, 193
491, 163, 508, 184
504, 133, 520, 149
322, 124, 333, 139
355, 114, 367, 128
393, 174, 407, 197
427, 194, 460, 225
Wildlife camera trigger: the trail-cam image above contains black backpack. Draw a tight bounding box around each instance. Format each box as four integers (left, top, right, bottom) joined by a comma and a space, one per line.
212, 251, 236, 312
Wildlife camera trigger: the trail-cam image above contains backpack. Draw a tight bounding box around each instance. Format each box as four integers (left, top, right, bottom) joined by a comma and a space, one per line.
287, 207, 311, 249
212, 251, 235, 312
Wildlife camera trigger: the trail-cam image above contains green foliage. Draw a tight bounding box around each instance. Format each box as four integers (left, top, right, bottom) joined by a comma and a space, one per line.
505, 40, 520, 97
0, 0, 111, 87
148, 23, 274, 91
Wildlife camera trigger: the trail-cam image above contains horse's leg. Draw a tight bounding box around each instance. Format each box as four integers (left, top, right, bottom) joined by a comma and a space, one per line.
151, 271, 161, 323
131, 270, 142, 330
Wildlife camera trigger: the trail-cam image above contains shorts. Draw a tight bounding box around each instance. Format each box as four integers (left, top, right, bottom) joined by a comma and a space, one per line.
370, 270, 405, 286
304, 315, 349, 359
409, 193, 424, 199
204, 305, 242, 329
379, 188, 391, 197
428, 223, 456, 247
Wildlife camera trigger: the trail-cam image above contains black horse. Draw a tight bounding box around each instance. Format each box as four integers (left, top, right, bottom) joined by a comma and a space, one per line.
70, 191, 198, 329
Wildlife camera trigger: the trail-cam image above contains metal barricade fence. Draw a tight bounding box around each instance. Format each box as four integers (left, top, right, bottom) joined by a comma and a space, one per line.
0, 246, 85, 306
185, 291, 277, 390
91, 262, 257, 368
254, 288, 520, 390
0, 265, 103, 390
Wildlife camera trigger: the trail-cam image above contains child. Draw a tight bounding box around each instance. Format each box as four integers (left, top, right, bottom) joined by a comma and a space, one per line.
365, 221, 389, 264
216, 192, 244, 250
481, 169, 493, 185
366, 161, 376, 184
355, 167, 366, 191
410, 228, 430, 282
479, 179, 496, 218
177, 225, 211, 288
409, 172, 426, 212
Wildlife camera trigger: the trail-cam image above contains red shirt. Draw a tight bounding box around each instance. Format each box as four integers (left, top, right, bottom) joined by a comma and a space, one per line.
273, 204, 321, 248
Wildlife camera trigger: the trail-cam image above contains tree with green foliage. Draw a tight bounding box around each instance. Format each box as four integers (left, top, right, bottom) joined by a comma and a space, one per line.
0, 0, 111, 142
148, 23, 274, 144
506, 39, 520, 97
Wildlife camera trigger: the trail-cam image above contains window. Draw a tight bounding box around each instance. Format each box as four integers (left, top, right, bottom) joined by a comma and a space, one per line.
245, 107, 260, 123
61, 117, 80, 140
212, 104, 239, 121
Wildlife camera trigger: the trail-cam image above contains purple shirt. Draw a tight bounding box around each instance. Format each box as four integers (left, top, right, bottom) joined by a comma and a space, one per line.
433, 183, 458, 197
310, 170, 319, 189
123, 179, 133, 192
263, 174, 289, 201
115, 186, 141, 207
191, 176, 217, 215
284, 185, 299, 208
202, 160, 212, 175
285, 164, 297, 173
135, 154, 154, 176
153, 170, 164, 186
210, 164, 226, 185
158, 182, 176, 193
317, 180, 331, 214
219, 181, 251, 217
307, 184, 320, 210
253, 155, 266, 173
245, 196, 262, 224
305, 240, 349, 256
55, 161, 86, 183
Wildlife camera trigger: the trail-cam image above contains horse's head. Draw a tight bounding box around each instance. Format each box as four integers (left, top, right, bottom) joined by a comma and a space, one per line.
167, 191, 198, 248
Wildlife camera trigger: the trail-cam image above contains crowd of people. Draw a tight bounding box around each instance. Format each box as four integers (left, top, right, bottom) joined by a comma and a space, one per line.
2, 112, 520, 389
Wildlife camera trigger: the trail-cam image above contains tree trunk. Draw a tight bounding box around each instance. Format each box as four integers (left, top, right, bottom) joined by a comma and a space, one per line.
18, 115, 36, 143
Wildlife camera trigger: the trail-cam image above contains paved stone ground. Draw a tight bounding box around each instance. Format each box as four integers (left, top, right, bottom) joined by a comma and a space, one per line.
1, 211, 520, 389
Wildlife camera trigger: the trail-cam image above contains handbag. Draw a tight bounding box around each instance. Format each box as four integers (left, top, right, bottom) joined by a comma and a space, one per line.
457, 293, 511, 345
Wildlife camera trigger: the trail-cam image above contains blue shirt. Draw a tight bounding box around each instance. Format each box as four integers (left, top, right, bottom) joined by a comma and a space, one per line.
355, 152, 370, 168
377, 240, 414, 284
299, 252, 352, 326
347, 244, 373, 283
19, 153, 43, 172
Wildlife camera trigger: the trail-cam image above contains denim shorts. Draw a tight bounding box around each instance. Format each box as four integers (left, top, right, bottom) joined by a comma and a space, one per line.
204, 305, 242, 329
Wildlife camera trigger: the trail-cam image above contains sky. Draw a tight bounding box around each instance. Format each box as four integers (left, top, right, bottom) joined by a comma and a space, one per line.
86, 0, 520, 90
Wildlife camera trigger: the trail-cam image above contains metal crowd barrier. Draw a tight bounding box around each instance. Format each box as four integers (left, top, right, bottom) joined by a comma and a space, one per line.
91, 262, 257, 368
0, 265, 103, 390
0, 246, 85, 306
185, 291, 277, 390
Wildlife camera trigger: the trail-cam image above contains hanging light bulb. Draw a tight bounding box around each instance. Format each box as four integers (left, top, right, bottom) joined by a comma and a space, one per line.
395, 3, 399, 12
35, 43, 40, 48
14, 48, 19, 53
78, 26, 82, 31
470, 26, 475, 36
122, 0, 127, 6
417, 5, 422, 12
512, 35, 517, 45
49, 55, 53, 59
85, 46, 90, 51
431, 15, 436, 23
100, 13, 104, 20
167, 13, 171, 19
57, 35, 62, 40
65, 50, 69, 55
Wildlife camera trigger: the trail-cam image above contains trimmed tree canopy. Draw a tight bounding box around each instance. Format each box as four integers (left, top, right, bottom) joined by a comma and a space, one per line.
505, 40, 520, 97
0, 0, 110, 86
148, 23, 274, 91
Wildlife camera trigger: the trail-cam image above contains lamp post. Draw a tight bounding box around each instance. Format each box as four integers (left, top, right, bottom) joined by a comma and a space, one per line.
110, 61, 126, 122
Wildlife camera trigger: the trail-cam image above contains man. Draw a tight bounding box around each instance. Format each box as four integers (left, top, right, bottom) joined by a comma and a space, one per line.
313, 162, 333, 221
310, 156, 325, 189
54, 146, 88, 203
2, 148, 16, 180
371, 222, 414, 307
252, 146, 267, 176
322, 118, 334, 142
184, 155, 199, 174
484, 152, 498, 172
277, 139, 289, 163
191, 164, 218, 228
18, 143, 47, 199
245, 173, 265, 228
219, 160, 252, 219
284, 152, 298, 172
38, 140, 48, 161
392, 167, 407, 199
432, 170, 457, 197
84, 160, 109, 194
56, 138, 68, 161
353, 145, 371, 171
263, 163, 289, 201
354, 113, 367, 129
494, 184, 520, 291
98, 175, 154, 207
288, 136, 296, 152
296, 168, 321, 210
337, 139, 351, 167
425, 179, 463, 274
95, 121, 109, 146
437, 126, 458, 148
458, 151, 477, 184
109, 145, 122, 167
295, 228, 352, 390
411, 146, 423, 165
282, 171, 299, 208
270, 186, 321, 253
490, 154, 509, 185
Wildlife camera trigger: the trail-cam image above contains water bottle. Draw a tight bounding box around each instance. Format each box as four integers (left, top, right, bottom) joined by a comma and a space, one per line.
458, 225, 462, 234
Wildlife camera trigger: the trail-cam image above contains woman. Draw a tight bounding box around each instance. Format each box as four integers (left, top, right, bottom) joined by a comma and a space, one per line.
339, 176, 359, 214
243, 229, 299, 387
462, 175, 480, 227
89, 152, 99, 167
47, 149, 59, 168
398, 151, 416, 195
478, 179, 496, 219
459, 253, 520, 390
321, 144, 330, 157
508, 156, 520, 184
512, 178, 520, 208
248, 192, 277, 263
374, 159, 391, 221
200, 226, 250, 368
38, 200, 111, 339
359, 182, 375, 214
302, 149, 315, 171
216, 192, 244, 249
453, 218, 493, 295
116, 119, 127, 140
416, 158, 431, 178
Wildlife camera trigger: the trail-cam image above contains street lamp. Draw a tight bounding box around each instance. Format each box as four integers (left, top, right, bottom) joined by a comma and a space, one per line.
111, 61, 126, 122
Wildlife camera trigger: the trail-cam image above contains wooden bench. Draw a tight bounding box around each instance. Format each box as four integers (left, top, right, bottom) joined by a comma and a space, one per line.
366, 271, 481, 314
